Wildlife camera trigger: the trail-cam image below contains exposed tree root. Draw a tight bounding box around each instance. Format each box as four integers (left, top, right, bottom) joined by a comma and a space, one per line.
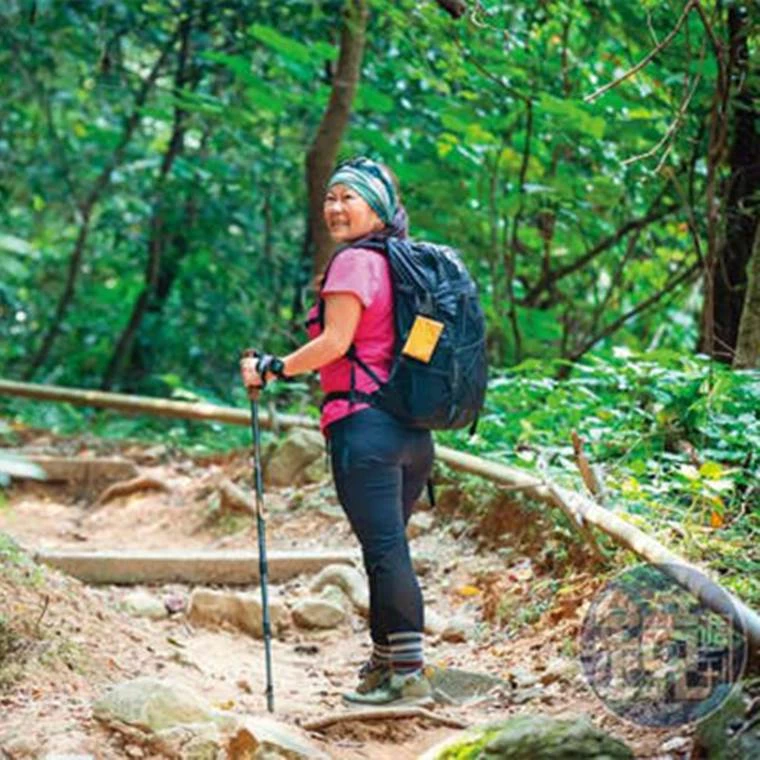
96, 475, 170, 506
302, 706, 469, 732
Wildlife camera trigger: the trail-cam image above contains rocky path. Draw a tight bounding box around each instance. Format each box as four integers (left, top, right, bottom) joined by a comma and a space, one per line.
0, 433, 697, 758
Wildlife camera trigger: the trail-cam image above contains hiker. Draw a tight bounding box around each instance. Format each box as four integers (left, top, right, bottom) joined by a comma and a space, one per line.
240, 156, 434, 706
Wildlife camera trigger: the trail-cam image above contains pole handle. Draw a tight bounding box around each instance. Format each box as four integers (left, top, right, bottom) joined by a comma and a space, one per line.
241, 348, 263, 400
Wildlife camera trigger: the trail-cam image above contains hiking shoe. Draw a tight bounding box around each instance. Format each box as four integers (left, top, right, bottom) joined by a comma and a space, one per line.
343, 669, 433, 706
355, 660, 391, 694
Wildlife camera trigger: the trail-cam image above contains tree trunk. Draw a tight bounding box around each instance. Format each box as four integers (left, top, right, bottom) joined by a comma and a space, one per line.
23, 31, 177, 382
101, 12, 194, 391
290, 0, 368, 326
734, 223, 760, 368
699, 6, 759, 362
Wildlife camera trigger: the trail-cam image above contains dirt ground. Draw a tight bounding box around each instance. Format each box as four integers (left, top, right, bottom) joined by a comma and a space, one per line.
0, 434, 695, 759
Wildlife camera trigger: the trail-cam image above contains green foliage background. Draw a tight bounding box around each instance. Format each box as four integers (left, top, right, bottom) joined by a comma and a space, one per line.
0, 2, 758, 605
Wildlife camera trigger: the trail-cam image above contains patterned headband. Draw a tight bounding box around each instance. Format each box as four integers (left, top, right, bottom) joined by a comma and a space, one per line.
327, 157, 398, 225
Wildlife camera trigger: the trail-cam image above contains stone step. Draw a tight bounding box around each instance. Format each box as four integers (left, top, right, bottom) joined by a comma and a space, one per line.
14, 455, 138, 483
34, 548, 359, 585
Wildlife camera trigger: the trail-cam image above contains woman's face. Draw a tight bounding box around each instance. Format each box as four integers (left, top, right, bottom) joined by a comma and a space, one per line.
323, 184, 384, 243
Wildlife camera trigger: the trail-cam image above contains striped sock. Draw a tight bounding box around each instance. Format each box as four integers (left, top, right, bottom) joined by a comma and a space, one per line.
370, 642, 392, 669
388, 631, 424, 675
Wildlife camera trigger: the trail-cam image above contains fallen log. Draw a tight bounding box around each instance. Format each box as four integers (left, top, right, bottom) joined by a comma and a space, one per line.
2, 379, 758, 651
0, 379, 313, 430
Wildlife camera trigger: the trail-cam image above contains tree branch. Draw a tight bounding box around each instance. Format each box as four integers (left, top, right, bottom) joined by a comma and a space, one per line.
433, 0, 467, 19
23, 29, 179, 381
569, 260, 701, 360
584, 0, 697, 103
523, 201, 678, 305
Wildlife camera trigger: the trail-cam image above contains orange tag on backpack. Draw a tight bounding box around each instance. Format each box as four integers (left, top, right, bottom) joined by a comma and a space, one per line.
402, 315, 444, 363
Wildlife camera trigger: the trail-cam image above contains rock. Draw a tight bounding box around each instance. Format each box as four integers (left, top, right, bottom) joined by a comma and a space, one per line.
234, 716, 330, 759
407, 511, 435, 539
661, 736, 689, 753
318, 584, 352, 612
309, 564, 368, 616
425, 609, 446, 636
508, 665, 539, 688
140, 444, 169, 464
264, 429, 324, 487
163, 594, 186, 615
94, 678, 267, 760
120, 590, 167, 620
301, 458, 327, 485
441, 616, 470, 643
187, 588, 288, 638
292, 597, 346, 630
427, 666, 510, 706
419, 714, 633, 759
316, 503, 343, 519
93, 677, 220, 733
0, 732, 43, 758
539, 657, 579, 686
448, 519, 469, 538
512, 685, 546, 704
413, 552, 436, 576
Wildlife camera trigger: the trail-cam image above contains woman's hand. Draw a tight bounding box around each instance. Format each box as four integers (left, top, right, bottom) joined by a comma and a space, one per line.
240, 355, 263, 394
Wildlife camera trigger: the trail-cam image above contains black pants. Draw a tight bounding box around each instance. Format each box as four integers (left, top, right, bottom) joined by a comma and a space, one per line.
328, 407, 434, 644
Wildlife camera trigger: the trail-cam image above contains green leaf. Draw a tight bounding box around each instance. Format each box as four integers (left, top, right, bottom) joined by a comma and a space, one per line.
0, 234, 39, 257
248, 24, 314, 66
355, 85, 394, 114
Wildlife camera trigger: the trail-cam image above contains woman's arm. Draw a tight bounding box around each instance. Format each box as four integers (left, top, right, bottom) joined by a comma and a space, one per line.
282, 292, 362, 375
240, 292, 362, 387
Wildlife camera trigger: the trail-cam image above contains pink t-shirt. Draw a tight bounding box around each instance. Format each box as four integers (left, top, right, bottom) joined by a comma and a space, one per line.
306, 247, 394, 434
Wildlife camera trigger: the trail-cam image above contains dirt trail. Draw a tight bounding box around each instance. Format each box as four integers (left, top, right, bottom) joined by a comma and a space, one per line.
0, 436, 692, 758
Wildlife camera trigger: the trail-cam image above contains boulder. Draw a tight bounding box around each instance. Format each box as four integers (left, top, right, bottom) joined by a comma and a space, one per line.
120, 590, 167, 621
234, 716, 330, 759
187, 588, 288, 638
419, 714, 633, 759
292, 597, 346, 630
93, 678, 328, 759
309, 564, 368, 616
93, 677, 220, 733
318, 584, 352, 612
264, 429, 324, 487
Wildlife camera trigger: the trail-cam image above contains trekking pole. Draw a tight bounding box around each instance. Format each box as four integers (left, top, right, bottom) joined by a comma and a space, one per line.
242, 349, 275, 713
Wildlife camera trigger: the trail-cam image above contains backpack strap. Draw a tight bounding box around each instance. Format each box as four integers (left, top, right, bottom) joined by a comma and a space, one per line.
317, 239, 390, 412
346, 344, 384, 387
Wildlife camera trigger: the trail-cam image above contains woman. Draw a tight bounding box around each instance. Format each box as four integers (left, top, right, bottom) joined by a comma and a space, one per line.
240, 157, 434, 706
